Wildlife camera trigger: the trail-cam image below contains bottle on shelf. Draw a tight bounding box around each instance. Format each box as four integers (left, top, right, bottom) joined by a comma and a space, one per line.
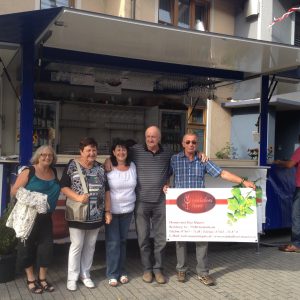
37, 106, 42, 127
33, 107, 38, 127
33, 130, 38, 148
41, 106, 46, 128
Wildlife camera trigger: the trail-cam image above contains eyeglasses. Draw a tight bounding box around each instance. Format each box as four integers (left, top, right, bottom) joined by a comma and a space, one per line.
185, 140, 197, 145
40, 153, 53, 158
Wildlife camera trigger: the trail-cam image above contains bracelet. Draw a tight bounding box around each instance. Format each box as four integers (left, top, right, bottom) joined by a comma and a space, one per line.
105, 211, 111, 213
240, 178, 246, 185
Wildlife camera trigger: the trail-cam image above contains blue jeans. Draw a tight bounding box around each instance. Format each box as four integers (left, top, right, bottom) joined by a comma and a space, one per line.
291, 188, 300, 247
105, 212, 133, 280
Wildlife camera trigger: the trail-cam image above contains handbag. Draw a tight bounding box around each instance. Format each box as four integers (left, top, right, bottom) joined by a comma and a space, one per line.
65, 160, 89, 222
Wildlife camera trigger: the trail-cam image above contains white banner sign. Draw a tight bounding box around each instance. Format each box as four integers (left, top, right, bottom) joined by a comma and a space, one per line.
166, 188, 258, 243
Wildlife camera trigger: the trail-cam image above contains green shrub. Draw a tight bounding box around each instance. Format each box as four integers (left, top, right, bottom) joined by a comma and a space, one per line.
215, 142, 238, 159
0, 203, 17, 255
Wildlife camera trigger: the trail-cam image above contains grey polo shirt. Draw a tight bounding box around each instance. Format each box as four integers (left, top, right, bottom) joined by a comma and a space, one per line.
131, 144, 172, 203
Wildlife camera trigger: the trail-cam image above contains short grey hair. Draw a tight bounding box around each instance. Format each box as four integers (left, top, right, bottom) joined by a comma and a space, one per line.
145, 126, 161, 140
182, 133, 197, 142
30, 145, 57, 165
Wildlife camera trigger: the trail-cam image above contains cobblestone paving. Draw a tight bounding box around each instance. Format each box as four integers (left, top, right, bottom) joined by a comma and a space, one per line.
0, 232, 297, 300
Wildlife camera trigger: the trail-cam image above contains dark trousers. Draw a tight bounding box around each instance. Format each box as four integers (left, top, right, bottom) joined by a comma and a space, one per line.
135, 201, 166, 274
292, 188, 300, 247
17, 213, 53, 269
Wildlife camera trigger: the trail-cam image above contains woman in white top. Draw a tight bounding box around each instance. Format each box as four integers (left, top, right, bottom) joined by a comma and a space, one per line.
106, 139, 137, 287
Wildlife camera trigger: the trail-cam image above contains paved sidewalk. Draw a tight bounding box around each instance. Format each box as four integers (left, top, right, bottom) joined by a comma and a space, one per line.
0, 231, 298, 300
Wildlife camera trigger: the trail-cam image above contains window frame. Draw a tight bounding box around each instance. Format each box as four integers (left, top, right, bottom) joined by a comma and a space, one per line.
187, 125, 206, 152
187, 106, 206, 153
159, 0, 210, 30
40, 0, 75, 9
187, 106, 206, 125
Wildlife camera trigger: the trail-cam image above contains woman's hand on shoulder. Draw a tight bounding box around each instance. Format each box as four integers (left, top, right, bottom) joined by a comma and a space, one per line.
104, 158, 113, 172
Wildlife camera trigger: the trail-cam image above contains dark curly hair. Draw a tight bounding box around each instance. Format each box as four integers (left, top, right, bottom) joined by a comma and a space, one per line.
110, 139, 131, 166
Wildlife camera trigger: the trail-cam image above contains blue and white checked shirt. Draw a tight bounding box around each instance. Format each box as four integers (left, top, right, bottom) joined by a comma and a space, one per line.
170, 151, 222, 188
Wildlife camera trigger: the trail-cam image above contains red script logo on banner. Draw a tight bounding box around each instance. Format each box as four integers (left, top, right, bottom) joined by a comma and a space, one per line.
176, 191, 216, 213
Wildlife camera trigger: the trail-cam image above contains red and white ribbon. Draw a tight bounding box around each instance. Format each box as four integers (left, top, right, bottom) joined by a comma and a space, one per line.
269, 6, 300, 27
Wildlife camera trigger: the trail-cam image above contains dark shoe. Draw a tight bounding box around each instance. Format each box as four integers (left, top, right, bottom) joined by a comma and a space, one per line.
177, 271, 186, 283
27, 279, 43, 294
154, 272, 166, 284
142, 272, 153, 283
38, 278, 55, 292
198, 275, 215, 286
278, 244, 300, 252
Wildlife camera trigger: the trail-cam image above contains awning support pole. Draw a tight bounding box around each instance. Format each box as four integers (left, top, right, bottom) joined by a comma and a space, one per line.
20, 42, 34, 166
259, 75, 269, 166
268, 75, 278, 102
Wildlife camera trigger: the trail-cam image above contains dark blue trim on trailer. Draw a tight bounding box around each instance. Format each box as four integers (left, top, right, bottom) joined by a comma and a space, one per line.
276, 67, 300, 81
259, 75, 268, 166
42, 47, 245, 81
0, 8, 62, 44
20, 42, 35, 166
265, 165, 295, 230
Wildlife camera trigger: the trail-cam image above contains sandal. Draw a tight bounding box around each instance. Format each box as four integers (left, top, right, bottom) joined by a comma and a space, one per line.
198, 275, 215, 286
108, 278, 118, 287
38, 278, 55, 292
278, 244, 300, 252
120, 275, 129, 284
26, 279, 43, 294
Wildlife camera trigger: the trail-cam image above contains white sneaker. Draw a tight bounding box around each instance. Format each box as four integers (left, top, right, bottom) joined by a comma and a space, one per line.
81, 278, 95, 289
67, 280, 77, 291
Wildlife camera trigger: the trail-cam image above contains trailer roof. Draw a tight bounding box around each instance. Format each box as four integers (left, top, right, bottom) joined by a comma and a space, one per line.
0, 7, 300, 82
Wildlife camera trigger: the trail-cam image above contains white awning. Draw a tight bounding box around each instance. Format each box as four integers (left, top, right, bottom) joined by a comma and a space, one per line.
38, 8, 300, 79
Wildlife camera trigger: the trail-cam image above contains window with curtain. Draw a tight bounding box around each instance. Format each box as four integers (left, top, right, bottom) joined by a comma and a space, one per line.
159, 0, 209, 30
40, 0, 74, 9
178, 0, 190, 28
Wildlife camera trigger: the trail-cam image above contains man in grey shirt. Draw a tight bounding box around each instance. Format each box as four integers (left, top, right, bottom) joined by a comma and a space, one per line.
132, 126, 172, 284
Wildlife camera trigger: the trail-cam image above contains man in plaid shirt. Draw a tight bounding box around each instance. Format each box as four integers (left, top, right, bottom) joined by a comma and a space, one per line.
166, 133, 255, 286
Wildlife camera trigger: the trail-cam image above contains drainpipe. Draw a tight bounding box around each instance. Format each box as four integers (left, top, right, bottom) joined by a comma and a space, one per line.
131, 0, 136, 19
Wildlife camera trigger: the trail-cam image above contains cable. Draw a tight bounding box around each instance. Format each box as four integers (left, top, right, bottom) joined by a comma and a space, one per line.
0, 56, 21, 103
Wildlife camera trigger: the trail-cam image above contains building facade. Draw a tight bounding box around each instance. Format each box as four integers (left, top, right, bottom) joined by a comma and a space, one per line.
0, 0, 299, 160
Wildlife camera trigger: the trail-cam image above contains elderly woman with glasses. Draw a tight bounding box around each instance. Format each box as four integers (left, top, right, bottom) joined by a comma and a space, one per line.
11, 145, 60, 294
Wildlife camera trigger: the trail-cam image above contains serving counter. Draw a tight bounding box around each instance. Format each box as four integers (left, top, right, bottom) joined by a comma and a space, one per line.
0, 157, 274, 242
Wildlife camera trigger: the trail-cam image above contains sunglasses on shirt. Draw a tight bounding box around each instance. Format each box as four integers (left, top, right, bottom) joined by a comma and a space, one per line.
185, 140, 197, 145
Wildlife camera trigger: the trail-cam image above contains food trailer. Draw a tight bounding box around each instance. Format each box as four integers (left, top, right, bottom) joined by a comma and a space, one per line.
0, 7, 300, 239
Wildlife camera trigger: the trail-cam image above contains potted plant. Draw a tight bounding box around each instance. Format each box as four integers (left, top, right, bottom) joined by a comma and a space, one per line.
215, 142, 238, 159
0, 203, 17, 283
